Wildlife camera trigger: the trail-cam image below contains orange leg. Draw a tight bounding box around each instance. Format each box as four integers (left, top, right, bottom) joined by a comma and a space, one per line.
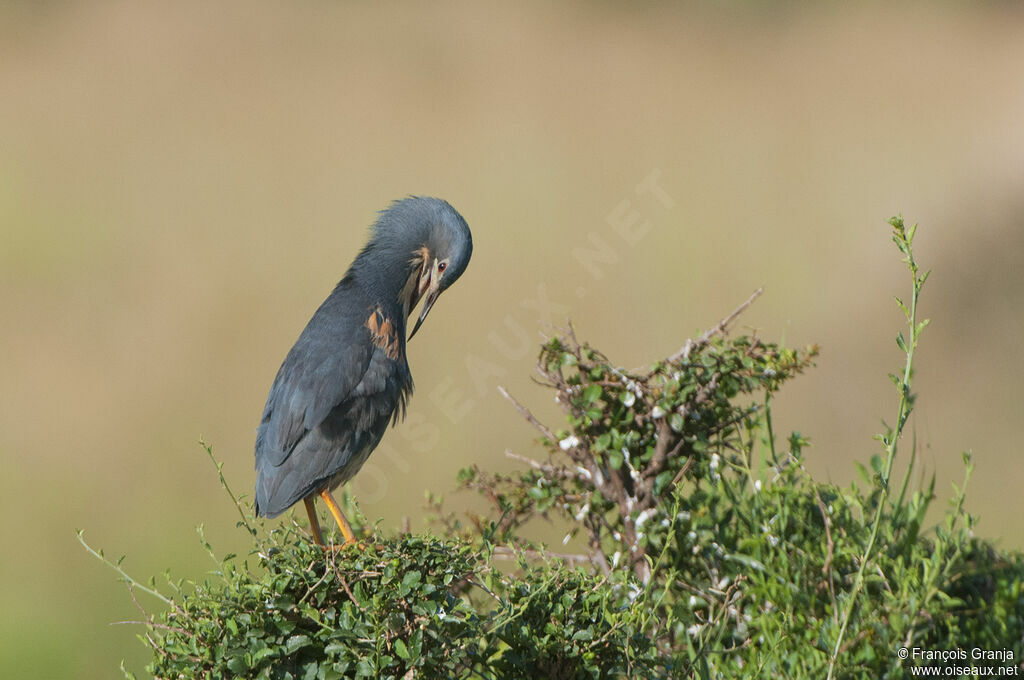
319, 489, 358, 545
303, 496, 325, 546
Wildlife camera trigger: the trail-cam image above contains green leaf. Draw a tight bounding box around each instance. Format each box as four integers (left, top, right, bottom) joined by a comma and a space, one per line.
252, 647, 276, 664
324, 641, 348, 656
894, 295, 909, 317
285, 634, 312, 654
608, 448, 624, 470
226, 656, 248, 674
402, 570, 422, 590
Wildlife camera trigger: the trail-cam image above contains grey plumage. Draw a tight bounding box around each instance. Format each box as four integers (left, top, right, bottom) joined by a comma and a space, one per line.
254, 197, 472, 527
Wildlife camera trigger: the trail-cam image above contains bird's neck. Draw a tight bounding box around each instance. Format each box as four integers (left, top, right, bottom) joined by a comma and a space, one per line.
350, 250, 421, 325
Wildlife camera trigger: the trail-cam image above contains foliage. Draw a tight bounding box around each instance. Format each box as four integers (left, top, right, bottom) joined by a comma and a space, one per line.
82, 217, 1024, 679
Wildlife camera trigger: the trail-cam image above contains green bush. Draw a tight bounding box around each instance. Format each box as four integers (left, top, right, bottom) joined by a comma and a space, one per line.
82, 217, 1024, 679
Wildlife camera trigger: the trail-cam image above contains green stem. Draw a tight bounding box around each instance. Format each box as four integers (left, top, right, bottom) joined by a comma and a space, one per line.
76, 529, 172, 605
764, 392, 779, 467
202, 439, 256, 536
827, 218, 927, 679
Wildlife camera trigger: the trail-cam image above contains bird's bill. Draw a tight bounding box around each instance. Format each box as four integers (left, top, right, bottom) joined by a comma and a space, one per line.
409, 258, 443, 340
409, 285, 440, 340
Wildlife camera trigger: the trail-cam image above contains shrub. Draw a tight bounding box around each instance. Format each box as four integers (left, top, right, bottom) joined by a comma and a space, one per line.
82, 217, 1024, 679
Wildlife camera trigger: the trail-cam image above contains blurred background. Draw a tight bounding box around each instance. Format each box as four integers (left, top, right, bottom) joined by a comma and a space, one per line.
2, 1, 1022, 676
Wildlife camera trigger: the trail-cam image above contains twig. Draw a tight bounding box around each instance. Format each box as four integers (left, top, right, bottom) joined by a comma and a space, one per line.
201, 439, 256, 536
464, 578, 502, 604
505, 449, 592, 484
667, 287, 763, 364
77, 530, 173, 606
337, 572, 367, 613
297, 566, 333, 608
127, 582, 150, 620
111, 619, 191, 634
491, 545, 595, 568
670, 457, 696, 487
582, 515, 612, 575
497, 385, 556, 441
328, 555, 368, 613
644, 420, 685, 488
815, 488, 838, 622
504, 449, 556, 473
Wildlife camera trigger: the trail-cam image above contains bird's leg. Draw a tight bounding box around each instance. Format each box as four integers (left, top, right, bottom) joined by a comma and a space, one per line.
303, 496, 325, 546
319, 489, 358, 545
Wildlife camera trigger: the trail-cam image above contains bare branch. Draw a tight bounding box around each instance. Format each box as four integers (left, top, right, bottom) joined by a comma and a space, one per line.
505, 449, 594, 484
639, 420, 686, 505
504, 449, 557, 473
670, 456, 696, 487
645, 420, 678, 482
668, 287, 763, 364
497, 385, 556, 441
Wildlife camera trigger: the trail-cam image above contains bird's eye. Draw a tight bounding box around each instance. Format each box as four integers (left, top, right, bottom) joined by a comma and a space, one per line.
438, 261, 447, 272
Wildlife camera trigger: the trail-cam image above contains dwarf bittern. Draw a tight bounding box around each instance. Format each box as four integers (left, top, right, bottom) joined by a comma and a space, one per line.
254, 197, 472, 546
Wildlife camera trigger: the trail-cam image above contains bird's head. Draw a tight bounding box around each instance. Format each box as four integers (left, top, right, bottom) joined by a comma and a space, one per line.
365, 197, 472, 340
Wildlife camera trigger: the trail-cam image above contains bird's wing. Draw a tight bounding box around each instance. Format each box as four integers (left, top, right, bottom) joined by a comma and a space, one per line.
256, 291, 378, 468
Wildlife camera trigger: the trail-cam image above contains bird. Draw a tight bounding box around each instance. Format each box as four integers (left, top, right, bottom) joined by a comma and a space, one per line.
254, 196, 472, 546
